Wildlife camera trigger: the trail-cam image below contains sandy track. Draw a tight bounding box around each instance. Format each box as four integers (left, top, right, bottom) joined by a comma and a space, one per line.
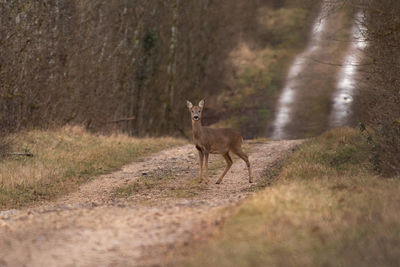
0, 140, 302, 267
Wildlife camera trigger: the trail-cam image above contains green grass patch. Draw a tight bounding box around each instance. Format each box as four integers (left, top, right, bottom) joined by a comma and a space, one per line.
114, 169, 175, 198
114, 167, 204, 200
179, 127, 400, 267
0, 126, 186, 209
166, 178, 203, 199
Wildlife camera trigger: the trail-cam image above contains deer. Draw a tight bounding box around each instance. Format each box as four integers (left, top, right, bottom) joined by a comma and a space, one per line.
186, 99, 252, 184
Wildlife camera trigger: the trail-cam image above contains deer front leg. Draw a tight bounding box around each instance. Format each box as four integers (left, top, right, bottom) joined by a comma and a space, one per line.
197, 149, 204, 183
204, 151, 210, 184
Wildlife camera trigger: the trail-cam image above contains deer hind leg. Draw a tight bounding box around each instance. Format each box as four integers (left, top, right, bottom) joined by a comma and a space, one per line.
216, 152, 233, 184
232, 148, 253, 183
196, 146, 204, 183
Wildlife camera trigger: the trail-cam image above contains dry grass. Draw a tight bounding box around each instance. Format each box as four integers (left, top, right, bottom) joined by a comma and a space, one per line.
180, 127, 400, 267
0, 126, 186, 209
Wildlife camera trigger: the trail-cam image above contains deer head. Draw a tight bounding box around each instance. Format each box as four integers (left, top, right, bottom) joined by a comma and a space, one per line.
186, 99, 204, 122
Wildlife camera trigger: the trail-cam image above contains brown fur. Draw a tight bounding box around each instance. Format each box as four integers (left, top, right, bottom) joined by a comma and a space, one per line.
186, 100, 252, 184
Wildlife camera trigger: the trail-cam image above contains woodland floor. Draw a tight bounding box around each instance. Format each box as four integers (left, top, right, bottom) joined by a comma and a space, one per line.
0, 140, 302, 267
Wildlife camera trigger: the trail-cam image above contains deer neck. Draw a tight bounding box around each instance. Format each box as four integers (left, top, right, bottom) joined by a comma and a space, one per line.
192, 120, 203, 140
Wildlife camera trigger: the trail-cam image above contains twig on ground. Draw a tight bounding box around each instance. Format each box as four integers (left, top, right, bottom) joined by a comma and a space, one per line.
7, 152, 34, 157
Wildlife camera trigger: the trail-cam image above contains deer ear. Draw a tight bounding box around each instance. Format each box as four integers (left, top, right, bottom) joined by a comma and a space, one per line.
186, 100, 193, 109
198, 99, 205, 108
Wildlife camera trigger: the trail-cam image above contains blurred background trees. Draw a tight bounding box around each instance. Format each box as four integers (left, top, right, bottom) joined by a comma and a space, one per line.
0, 0, 319, 137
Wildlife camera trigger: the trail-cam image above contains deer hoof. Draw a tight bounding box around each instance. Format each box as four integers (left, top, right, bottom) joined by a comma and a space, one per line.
216, 181, 221, 184
249, 180, 253, 183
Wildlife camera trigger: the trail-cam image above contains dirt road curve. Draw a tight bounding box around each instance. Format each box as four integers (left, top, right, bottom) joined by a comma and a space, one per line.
0, 140, 302, 267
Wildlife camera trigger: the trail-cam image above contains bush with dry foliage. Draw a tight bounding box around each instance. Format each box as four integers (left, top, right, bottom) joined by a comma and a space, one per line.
0, 134, 10, 158
356, 0, 400, 176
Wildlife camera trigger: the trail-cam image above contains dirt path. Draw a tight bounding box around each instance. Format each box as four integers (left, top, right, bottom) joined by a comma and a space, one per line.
0, 140, 302, 267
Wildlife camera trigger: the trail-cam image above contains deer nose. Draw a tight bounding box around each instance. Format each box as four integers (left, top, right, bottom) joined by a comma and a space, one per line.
193, 115, 199, 120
